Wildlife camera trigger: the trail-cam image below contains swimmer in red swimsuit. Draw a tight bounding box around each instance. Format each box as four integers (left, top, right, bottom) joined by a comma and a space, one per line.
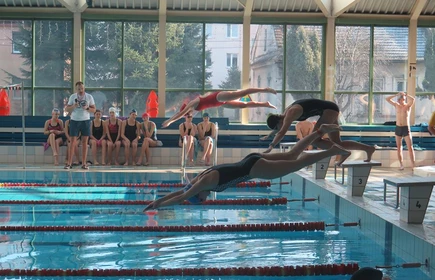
162, 87, 277, 128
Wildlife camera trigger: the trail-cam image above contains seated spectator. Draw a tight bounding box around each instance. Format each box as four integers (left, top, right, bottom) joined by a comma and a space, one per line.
121, 109, 141, 166
295, 120, 314, 150
89, 109, 107, 165
197, 112, 216, 166
136, 112, 163, 166
64, 118, 80, 166
179, 113, 197, 166
43, 108, 65, 165
105, 107, 122, 165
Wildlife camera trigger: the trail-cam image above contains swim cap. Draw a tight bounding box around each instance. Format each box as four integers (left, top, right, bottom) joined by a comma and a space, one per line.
350, 267, 383, 280
183, 183, 204, 205
142, 112, 149, 119
109, 107, 117, 113
187, 194, 203, 205
266, 114, 281, 130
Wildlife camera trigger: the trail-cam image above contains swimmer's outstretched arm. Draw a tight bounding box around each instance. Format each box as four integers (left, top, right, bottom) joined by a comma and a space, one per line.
143, 189, 185, 212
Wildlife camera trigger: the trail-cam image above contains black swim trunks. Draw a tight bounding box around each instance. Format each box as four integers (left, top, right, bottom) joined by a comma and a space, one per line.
395, 125, 410, 137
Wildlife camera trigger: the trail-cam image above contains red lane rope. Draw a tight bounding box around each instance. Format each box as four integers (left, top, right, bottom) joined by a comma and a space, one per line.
0, 222, 326, 232
0, 198, 288, 206
0, 263, 359, 277
0, 181, 286, 188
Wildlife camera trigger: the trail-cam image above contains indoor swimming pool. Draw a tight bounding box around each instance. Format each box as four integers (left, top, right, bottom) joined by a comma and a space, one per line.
0, 170, 431, 279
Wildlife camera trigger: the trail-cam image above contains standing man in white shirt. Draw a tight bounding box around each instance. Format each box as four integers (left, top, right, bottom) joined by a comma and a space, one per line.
64, 81, 96, 169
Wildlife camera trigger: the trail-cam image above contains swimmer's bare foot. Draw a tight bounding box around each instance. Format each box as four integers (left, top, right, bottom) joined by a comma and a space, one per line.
123, 161, 129, 166
332, 144, 351, 166
265, 87, 277, 94
266, 102, 277, 109
319, 124, 341, 135
364, 145, 376, 162
399, 165, 405, 171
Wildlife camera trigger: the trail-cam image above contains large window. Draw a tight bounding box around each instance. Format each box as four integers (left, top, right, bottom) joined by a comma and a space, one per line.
415, 27, 435, 124
84, 21, 159, 116
0, 20, 72, 116
124, 22, 159, 89
285, 25, 323, 118
85, 21, 122, 89
249, 24, 286, 122
335, 26, 370, 123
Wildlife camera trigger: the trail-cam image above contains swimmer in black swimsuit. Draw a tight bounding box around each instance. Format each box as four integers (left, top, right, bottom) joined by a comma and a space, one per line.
144, 124, 351, 211
262, 99, 375, 165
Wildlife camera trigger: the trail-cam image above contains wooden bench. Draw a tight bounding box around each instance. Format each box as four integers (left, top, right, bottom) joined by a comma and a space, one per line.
303, 150, 331, 179
383, 176, 435, 224
334, 160, 382, 196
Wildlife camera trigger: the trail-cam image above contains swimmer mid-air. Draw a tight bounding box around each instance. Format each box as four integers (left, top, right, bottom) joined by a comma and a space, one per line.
161, 87, 277, 128
262, 98, 375, 165
144, 124, 350, 211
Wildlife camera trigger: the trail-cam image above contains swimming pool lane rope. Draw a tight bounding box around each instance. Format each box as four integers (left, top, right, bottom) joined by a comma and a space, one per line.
0, 263, 359, 277
0, 180, 287, 188
0, 197, 290, 205
0, 221, 359, 232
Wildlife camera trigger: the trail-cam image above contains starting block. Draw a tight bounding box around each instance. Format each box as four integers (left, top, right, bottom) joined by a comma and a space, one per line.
383, 176, 435, 224
280, 142, 297, 153
334, 160, 382, 196
303, 150, 331, 179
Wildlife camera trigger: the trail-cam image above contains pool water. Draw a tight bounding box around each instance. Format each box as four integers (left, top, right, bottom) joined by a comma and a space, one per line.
0, 170, 431, 280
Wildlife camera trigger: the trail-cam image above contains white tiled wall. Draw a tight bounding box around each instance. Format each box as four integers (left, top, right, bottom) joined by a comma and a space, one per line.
0, 145, 434, 168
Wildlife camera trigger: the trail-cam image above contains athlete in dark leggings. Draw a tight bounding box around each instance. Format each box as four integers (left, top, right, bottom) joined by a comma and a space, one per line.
144, 124, 350, 211
262, 99, 375, 165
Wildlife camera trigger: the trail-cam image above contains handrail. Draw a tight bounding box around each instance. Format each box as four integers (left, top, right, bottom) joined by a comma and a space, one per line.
180, 135, 187, 170
213, 121, 218, 166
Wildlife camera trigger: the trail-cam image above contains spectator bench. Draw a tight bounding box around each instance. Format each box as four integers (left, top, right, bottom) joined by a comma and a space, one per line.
0, 116, 433, 150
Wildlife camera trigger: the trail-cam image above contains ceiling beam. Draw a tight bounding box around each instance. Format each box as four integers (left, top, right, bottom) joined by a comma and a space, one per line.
410, 0, 427, 20
332, 0, 360, 17
243, 0, 253, 17
56, 0, 88, 13
315, 0, 332, 17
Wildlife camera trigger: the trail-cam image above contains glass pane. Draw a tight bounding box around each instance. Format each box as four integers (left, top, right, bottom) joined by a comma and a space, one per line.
0, 20, 32, 87
34, 89, 71, 116
85, 21, 122, 88
374, 27, 408, 92
286, 25, 322, 91
335, 26, 370, 91
373, 94, 396, 124
87, 90, 121, 117
124, 22, 159, 88
34, 20, 72, 87
334, 93, 369, 124
166, 23, 205, 89
205, 23, 243, 89
124, 90, 152, 117
417, 28, 435, 92
250, 25, 284, 91
415, 94, 435, 124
